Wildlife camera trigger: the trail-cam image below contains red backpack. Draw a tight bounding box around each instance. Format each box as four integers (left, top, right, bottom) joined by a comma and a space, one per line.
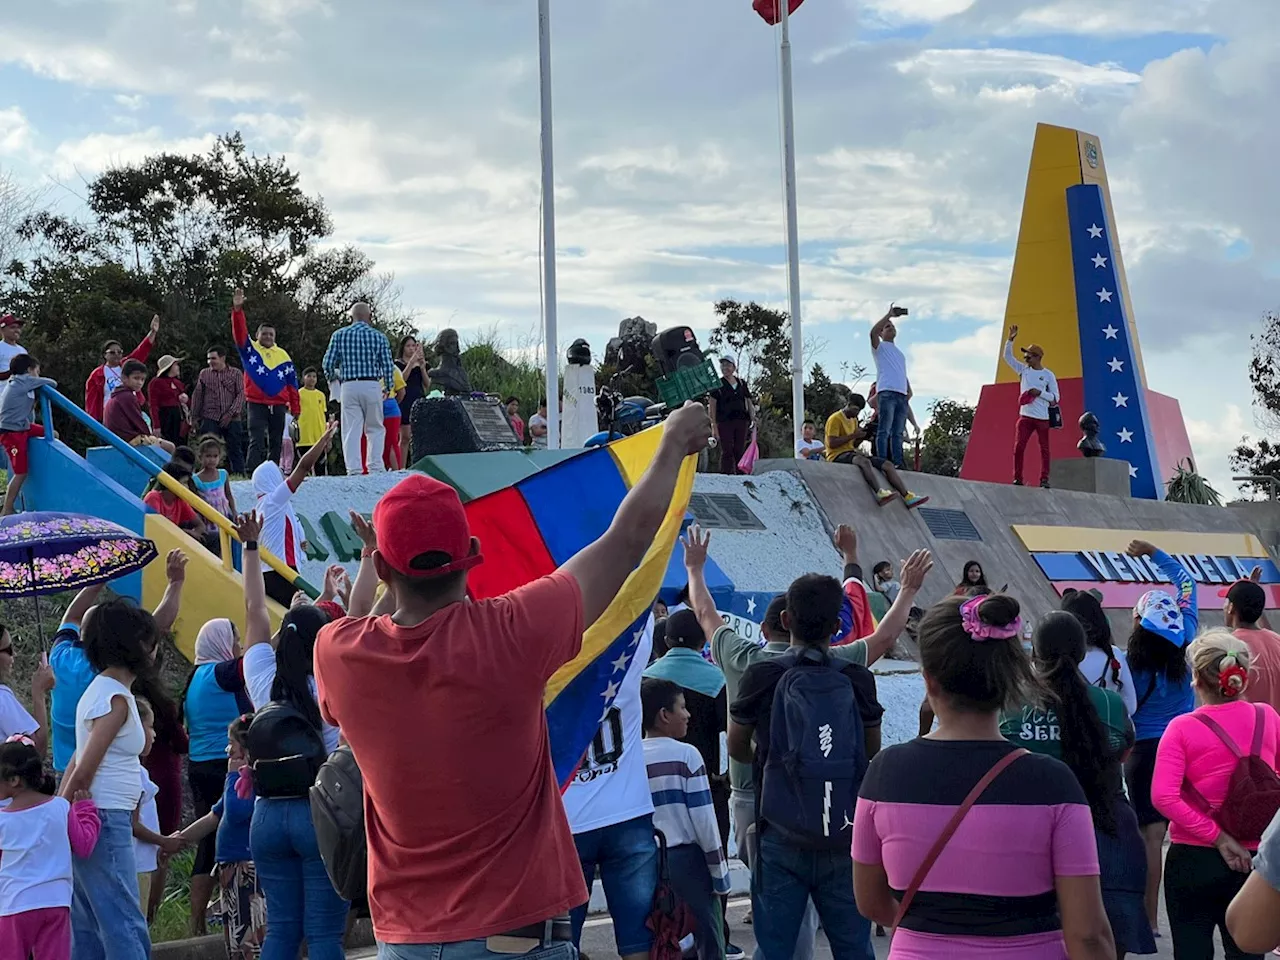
1186, 704, 1280, 845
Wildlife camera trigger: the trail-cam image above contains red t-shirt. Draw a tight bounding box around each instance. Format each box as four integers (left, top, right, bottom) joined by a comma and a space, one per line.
143, 490, 199, 528
314, 572, 588, 944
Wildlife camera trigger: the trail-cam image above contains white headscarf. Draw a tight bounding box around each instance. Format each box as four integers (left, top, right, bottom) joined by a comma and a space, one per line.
251, 461, 304, 562
194, 618, 237, 664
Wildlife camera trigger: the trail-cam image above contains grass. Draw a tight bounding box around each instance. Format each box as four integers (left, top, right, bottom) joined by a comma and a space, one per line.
151, 848, 198, 943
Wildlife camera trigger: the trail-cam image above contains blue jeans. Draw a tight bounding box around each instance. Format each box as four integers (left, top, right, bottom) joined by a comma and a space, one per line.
251, 797, 350, 960
569, 814, 659, 956
71, 808, 151, 960
379, 941, 577, 960
667, 844, 725, 960
875, 390, 908, 467
751, 831, 873, 960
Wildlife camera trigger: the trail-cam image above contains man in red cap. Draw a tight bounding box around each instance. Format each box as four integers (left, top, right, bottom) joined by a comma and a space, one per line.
314, 402, 712, 960
0, 314, 27, 382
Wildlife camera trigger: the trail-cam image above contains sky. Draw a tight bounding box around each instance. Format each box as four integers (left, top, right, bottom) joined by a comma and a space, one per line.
0, 0, 1275, 495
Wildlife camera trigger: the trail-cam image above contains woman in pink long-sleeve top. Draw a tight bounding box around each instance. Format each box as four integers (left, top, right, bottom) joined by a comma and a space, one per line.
1153, 629, 1280, 959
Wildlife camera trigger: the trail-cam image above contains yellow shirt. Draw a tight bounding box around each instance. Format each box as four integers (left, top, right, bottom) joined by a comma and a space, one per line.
298, 387, 327, 447
824, 410, 860, 461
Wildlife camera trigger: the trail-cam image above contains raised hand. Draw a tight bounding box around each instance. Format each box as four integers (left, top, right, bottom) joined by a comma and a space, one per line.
899, 549, 934, 593
682, 525, 711, 570
833, 523, 857, 562
235, 512, 262, 544
165, 549, 188, 584
32, 656, 55, 695
149, 314, 161, 337
317, 420, 339, 452
1126, 539, 1157, 558
233, 288, 245, 309
664, 401, 713, 457
1008, 325, 1019, 341
349, 510, 377, 550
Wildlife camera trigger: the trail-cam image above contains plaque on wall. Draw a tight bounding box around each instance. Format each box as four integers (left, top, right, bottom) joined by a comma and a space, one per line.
411, 397, 522, 458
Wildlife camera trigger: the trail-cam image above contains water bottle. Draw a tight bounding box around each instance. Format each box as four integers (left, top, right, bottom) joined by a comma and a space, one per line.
1022, 617, 1034, 655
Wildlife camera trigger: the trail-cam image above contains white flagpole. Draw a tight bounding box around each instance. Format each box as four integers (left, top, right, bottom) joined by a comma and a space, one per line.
779, 0, 805, 454
538, 0, 560, 448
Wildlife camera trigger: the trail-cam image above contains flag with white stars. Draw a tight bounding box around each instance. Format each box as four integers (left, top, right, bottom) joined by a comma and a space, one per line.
1066, 184, 1163, 500
232, 307, 301, 405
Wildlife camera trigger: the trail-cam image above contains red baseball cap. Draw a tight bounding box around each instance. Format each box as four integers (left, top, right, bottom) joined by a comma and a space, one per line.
372, 474, 483, 578
0, 315, 22, 328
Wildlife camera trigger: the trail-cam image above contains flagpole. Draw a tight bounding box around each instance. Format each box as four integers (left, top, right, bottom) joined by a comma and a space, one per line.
538, 0, 560, 449
778, 0, 805, 456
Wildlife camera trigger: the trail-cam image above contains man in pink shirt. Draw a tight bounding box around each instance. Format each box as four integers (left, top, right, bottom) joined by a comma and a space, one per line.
1223, 579, 1280, 713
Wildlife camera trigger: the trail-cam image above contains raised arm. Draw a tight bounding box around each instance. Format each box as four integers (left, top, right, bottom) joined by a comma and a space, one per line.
152, 549, 188, 636
560, 403, 712, 626
858, 550, 933, 665
1128, 541, 1199, 638
347, 511, 380, 618
236, 513, 273, 650
129, 315, 160, 363
869, 306, 893, 350
681, 526, 724, 644
61, 584, 105, 630
286, 420, 337, 491
30, 656, 54, 760
1002, 327, 1026, 375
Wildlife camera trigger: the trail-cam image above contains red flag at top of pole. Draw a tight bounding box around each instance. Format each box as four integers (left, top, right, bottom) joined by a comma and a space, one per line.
753, 0, 804, 25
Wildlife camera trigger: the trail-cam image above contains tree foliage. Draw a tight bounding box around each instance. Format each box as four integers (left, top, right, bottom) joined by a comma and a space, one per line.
1229, 310, 1280, 499
2, 133, 411, 449
918, 398, 975, 477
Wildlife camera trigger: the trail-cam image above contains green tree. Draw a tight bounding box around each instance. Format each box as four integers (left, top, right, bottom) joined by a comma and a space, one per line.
918, 398, 975, 477
1230, 309, 1280, 499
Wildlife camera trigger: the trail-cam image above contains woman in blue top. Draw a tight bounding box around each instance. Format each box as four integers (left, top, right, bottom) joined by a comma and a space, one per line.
1121, 539, 1198, 939
182, 618, 251, 937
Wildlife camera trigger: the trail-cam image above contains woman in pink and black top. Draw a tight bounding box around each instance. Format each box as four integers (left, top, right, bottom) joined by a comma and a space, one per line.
853, 594, 1115, 959
1152, 630, 1280, 959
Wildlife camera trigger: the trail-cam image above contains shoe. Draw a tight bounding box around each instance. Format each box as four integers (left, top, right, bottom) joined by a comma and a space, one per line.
875, 924, 887, 937
875, 488, 896, 506
1013, 478, 1024, 486
1040, 479, 1050, 489
904, 492, 929, 509
743, 910, 752, 925
726, 943, 746, 960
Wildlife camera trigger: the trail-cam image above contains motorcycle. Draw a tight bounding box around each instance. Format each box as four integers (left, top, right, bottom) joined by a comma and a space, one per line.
584, 370, 666, 448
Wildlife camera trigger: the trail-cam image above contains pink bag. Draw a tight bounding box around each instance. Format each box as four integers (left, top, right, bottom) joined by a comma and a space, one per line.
738, 429, 760, 474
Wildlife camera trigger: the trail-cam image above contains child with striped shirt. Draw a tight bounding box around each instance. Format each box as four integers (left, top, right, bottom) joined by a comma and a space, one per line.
642, 677, 730, 960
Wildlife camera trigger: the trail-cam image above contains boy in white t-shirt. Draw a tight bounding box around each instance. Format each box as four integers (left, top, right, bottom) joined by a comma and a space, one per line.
795, 419, 825, 461
0, 315, 27, 381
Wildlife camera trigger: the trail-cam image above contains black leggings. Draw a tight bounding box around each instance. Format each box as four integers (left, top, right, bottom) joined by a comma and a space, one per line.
1165, 843, 1260, 960
188, 759, 228, 876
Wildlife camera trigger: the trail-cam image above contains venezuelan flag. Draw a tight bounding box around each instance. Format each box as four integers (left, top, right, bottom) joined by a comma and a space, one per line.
463, 426, 695, 787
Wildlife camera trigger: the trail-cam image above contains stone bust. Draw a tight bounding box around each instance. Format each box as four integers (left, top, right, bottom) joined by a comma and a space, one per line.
428, 328, 472, 396
1078, 412, 1106, 458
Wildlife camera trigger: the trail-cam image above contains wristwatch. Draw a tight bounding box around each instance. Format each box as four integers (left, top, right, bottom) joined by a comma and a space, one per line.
244, 540, 259, 551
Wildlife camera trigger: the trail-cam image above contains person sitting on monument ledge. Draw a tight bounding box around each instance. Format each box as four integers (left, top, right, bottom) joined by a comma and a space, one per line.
823, 393, 928, 509
1004, 325, 1060, 488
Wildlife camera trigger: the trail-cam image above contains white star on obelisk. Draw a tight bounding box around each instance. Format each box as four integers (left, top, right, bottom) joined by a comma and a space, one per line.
1128, 464, 1139, 478
610, 650, 630, 673
1118, 428, 1133, 443
746, 596, 757, 616
1113, 393, 1128, 408
1092, 253, 1107, 268
1097, 288, 1113, 303
1088, 224, 1104, 239
1107, 357, 1124, 372
1102, 325, 1119, 339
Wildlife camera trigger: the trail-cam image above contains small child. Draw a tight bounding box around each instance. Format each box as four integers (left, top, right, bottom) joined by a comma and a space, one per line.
103, 359, 176, 454
193, 435, 237, 526
131, 698, 183, 912
0, 354, 57, 516
143, 461, 203, 535
641, 678, 729, 960
176, 714, 264, 959
359, 365, 406, 472
296, 369, 328, 477
0, 736, 100, 960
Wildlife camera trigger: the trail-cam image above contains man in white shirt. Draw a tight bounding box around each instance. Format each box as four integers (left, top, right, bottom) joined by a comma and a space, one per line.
868, 305, 911, 468
1003, 325, 1060, 488
0, 315, 28, 381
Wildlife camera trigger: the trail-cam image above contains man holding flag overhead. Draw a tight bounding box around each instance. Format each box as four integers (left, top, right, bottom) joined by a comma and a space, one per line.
314, 402, 712, 957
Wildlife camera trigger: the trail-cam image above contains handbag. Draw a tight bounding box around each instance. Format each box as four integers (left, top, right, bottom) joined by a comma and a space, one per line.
1048, 404, 1063, 429
737, 427, 760, 474
893, 748, 1028, 928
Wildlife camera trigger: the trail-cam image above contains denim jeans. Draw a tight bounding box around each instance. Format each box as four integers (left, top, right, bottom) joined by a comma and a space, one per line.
71, 807, 151, 960
667, 844, 725, 960
251, 796, 350, 960
247, 402, 286, 471
751, 830, 873, 960
874, 390, 908, 468
569, 813, 659, 956
379, 940, 577, 960
730, 791, 817, 960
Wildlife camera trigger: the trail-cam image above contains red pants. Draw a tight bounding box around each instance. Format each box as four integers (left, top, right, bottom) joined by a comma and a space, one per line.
1014, 415, 1050, 484
360, 416, 403, 472
0, 906, 71, 960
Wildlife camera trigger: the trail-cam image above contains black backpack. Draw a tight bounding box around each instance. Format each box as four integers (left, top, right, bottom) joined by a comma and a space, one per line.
759, 648, 868, 850
244, 700, 328, 799
310, 744, 367, 901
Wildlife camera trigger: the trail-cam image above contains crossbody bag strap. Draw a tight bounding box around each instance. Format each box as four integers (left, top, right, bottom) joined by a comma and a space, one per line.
1193, 712, 1245, 759
1136, 673, 1159, 712
1253, 704, 1267, 756
892, 748, 1028, 929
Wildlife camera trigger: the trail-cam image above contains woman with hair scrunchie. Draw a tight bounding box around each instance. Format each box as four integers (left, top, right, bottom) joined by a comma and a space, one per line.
1152, 629, 1280, 959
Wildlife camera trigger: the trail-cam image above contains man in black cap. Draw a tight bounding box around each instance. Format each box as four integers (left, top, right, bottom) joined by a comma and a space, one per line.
1223, 578, 1280, 713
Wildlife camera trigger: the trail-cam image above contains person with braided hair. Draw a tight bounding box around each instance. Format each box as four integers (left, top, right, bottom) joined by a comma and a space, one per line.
1153, 630, 1280, 959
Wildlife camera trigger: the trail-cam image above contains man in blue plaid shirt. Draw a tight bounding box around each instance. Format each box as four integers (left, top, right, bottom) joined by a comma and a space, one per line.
323, 301, 396, 474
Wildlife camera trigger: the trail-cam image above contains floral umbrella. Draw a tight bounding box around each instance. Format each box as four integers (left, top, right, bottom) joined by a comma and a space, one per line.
0, 512, 158, 648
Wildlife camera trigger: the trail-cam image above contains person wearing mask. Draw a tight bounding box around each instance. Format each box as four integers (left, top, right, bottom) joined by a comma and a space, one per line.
0, 313, 28, 380
1063, 589, 1139, 716
1123, 540, 1198, 939
853, 594, 1116, 960
322, 300, 396, 475
1153, 630, 1280, 959
313, 403, 712, 960
1004, 325, 1060, 488
709, 357, 754, 476
148, 355, 188, 448
84, 316, 159, 423
57, 599, 160, 960
1002, 611, 1154, 958
189, 345, 246, 475
1223, 579, 1280, 714
230, 289, 300, 471
868, 305, 911, 468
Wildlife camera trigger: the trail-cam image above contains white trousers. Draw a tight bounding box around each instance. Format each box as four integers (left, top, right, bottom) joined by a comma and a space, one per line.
340, 380, 386, 475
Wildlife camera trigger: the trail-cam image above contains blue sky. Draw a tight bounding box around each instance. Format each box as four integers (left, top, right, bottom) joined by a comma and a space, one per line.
0, 0, 1276, 494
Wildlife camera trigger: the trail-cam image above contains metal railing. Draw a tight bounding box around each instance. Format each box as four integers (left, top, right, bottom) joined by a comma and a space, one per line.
37, 385, 318, 598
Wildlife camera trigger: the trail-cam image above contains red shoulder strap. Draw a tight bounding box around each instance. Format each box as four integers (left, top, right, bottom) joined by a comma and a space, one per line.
1193, 712, 1244, 760
893, 748, 1028, 929
1253, 704, 1267, 757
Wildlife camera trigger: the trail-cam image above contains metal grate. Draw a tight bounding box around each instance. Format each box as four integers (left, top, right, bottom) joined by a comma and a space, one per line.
917, 507, 982, 542
687, 493, 767, 531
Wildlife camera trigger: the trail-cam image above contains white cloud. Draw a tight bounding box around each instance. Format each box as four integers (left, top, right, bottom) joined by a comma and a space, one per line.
50, 129, 217, 179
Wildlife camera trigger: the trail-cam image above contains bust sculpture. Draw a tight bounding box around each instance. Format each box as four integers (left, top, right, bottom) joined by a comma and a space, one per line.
428, 328, 472, 396
1078, 412, 1106, 458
